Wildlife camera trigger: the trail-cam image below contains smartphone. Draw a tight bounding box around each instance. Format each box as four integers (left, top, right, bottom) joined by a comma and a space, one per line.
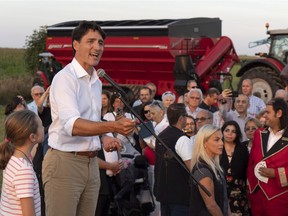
116, 108, 123, 116
231, 91, 239, 98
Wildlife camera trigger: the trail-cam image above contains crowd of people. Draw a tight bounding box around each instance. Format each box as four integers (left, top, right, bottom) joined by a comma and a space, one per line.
0, 20, 288, 216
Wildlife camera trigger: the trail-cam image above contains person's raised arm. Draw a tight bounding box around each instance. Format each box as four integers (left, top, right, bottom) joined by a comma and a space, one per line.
36, 86, 50, 114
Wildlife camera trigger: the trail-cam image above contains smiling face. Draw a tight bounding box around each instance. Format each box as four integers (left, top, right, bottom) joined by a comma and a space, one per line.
264, 105, 281, 130
143, 104, 152, 121
73, 29, 104, 73
204, 130, 223, 159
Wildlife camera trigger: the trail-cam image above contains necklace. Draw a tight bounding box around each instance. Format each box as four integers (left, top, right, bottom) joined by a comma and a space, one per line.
15, 148, 33, 165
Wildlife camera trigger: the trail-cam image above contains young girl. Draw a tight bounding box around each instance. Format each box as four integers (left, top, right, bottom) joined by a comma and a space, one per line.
0, 110, 44, 216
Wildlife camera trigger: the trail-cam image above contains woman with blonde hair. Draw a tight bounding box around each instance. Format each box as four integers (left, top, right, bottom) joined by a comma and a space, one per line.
190, 124, 231, 216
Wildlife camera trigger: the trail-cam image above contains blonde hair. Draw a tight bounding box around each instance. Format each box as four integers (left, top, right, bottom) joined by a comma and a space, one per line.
191, 124, 223, 179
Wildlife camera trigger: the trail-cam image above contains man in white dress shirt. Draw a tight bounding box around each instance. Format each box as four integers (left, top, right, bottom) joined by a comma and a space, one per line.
42, 21, 136, 216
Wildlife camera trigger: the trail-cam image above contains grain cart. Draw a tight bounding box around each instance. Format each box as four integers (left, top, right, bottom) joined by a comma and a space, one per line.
43, 17, 240, 101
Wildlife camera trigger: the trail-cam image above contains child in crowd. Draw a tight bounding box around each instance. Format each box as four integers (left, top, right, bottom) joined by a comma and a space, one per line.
0, 110, 44, 216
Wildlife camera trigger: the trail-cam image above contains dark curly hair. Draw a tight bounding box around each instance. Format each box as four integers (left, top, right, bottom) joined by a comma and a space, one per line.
267, 98, 288, 130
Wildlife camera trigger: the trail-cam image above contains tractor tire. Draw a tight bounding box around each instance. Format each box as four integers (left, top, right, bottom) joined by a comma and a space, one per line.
237, 66, 284, 104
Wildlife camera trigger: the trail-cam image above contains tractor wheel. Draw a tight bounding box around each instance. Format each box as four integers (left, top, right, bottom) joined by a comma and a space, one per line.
237, 66, 284, 104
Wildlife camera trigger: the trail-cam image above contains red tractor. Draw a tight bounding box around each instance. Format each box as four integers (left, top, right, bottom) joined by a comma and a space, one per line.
43, 17, 240, 101
236, 23, 288, 103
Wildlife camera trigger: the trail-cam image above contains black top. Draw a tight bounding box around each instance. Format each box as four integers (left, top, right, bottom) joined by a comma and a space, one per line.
154, 126, 190, 206
190, 161, 228, 216
220, 142, 249, 180
198, 101, 218, 113
38, 107, 52, 133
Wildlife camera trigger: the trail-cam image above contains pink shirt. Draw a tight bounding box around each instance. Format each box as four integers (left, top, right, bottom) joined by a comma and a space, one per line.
0, 156, 41, 216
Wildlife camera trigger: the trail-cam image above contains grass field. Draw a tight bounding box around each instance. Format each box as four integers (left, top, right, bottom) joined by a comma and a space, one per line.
0, 105, 4, 187
0, 48, 27, 79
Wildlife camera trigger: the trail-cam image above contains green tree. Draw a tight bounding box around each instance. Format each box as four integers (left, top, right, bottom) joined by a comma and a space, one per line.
24, 26, 47, 73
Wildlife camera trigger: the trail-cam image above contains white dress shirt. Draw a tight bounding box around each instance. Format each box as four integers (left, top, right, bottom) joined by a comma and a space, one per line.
267, 128, 284, 151
48, 58, 102, 151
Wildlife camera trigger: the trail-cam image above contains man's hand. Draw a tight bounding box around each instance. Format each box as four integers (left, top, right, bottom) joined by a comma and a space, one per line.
221, 88, 232, 98
259, 167, 276, 178
114, 118, 136, 136
102, 136, 122, 152
109, 160, 123, 175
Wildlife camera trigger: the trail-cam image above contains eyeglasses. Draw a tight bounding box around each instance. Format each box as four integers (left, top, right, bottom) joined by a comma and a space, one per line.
195, 117, 212, 122
191, 86, 197, 89
245, 127, 257, 131
190, 96, 200, 100
144, 110, 150, 114
33, 92, 44, 97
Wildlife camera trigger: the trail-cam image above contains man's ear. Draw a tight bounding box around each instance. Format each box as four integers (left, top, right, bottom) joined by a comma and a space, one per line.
276, 109, 283, 118
73, 40, 79, 52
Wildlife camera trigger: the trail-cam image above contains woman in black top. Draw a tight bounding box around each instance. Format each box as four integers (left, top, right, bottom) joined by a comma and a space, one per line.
190, 125, 230, 216
220, 121, 250, 216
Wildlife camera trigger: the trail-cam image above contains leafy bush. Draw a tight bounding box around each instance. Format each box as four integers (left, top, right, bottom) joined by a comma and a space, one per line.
24, 26, 47, 74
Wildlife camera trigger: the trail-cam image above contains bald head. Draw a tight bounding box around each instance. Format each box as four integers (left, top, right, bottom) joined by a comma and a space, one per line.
242, 79, 253, 96
275, 89, 287, 99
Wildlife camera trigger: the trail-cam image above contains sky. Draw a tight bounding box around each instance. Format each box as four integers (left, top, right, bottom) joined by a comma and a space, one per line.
1, 0, 288, 55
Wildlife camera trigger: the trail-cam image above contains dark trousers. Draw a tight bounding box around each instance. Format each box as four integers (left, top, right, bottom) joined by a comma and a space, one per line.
160, 203, 189, 216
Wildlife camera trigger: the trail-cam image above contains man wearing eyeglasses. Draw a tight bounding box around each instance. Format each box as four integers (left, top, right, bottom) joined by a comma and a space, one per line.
185, 88, 204, 118
27, 85, 45, 114
190, 110, 213, 145
247, 98, 288, 216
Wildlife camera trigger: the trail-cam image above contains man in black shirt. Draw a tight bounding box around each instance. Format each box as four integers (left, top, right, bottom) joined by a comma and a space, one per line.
199, 87, 220, 113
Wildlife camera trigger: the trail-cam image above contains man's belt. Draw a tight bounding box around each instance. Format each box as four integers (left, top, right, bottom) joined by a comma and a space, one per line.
71, 151, 98, 158
50, 148, 98, 158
